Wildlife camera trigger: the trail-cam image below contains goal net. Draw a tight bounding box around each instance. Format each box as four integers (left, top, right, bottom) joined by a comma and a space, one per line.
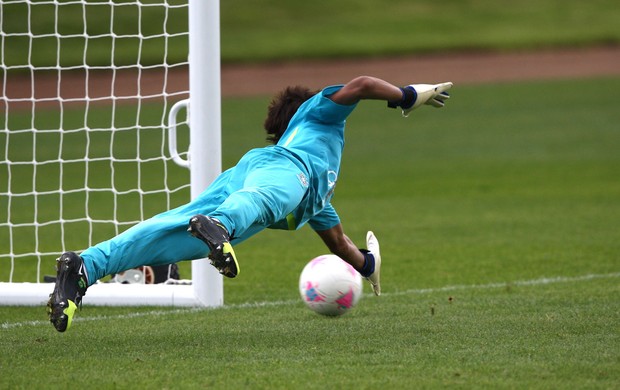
0, 0, 223, 306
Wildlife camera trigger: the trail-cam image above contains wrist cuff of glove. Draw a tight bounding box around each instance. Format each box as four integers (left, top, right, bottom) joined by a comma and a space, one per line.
387, 86, 417, 110
358, 249, 375, 277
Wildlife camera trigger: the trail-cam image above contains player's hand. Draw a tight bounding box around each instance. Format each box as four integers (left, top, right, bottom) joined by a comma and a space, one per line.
402, 82, 453, 116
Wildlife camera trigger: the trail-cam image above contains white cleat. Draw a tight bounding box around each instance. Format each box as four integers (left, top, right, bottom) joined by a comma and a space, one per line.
366, 231, 382, 296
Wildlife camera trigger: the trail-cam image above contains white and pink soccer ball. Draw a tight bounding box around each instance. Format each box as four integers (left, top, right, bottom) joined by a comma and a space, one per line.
299, 254, 363, 316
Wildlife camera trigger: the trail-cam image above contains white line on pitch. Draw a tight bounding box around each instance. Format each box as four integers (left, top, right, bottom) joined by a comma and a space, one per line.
2, 272, 618, 330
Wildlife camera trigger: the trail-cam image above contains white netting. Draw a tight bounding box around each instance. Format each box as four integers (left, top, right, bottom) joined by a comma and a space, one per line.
1, 0, 191, 285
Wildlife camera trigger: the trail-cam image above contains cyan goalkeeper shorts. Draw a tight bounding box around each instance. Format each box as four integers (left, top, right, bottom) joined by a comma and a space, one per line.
80, 147, 309, 283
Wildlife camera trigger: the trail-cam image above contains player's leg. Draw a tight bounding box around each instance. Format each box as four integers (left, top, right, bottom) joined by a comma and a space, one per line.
189, 155, 308, 277
47, 181, 227, 332
81, 211, 210, 282
210, 163, 307, 234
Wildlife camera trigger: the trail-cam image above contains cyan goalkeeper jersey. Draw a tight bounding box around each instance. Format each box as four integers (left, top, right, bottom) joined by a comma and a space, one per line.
269, 84, 357, 231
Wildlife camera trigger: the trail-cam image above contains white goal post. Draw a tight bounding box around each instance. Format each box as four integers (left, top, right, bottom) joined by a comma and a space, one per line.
0, 0, 223, 306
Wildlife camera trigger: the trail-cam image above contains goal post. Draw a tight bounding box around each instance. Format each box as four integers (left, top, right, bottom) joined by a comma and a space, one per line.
0, 0, 224, 307
186, 0, 224, 307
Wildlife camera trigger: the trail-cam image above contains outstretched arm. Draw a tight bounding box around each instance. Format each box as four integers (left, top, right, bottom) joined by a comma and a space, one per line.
329, 75, 453, 116
329, 76, 403, 105
315, 224, 365, 272
314, 224, 379, 295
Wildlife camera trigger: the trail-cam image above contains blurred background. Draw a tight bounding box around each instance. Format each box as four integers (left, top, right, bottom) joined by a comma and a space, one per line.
2, 1, 619, 74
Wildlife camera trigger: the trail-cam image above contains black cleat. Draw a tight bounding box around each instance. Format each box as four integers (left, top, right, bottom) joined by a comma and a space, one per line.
188, 214, 240, 278
47, 252, 88, 332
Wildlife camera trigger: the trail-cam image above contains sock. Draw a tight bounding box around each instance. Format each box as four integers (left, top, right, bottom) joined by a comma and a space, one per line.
358, 249, 375, 277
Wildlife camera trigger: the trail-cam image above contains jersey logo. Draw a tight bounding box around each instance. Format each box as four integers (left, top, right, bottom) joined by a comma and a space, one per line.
325, 170, 337, 200
327, 170, 337, 189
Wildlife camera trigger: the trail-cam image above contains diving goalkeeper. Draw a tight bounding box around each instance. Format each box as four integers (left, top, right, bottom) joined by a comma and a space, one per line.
48, 76, 452, 332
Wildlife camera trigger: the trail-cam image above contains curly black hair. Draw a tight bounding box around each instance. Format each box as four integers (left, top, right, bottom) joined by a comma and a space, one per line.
264, 86, 317, 144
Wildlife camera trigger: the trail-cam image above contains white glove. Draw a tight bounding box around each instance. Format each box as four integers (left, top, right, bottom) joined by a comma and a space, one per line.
402, 82, 453, 117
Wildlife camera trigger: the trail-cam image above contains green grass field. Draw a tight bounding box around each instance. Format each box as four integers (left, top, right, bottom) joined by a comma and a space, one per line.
2, 0, 620, 66
1, 78, 619, 388
221, 0, 620, 62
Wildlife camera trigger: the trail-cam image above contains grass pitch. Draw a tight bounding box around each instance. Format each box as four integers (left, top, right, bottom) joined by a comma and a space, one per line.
2, 275, 618, 388
4, 0, 620, 66
1, 78, 619, 388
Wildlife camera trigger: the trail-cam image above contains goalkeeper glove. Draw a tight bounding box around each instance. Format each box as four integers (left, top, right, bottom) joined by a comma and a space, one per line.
388, 82, 453, 117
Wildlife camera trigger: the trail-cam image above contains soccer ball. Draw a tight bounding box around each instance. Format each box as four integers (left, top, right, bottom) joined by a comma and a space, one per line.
299, 254, 363, 316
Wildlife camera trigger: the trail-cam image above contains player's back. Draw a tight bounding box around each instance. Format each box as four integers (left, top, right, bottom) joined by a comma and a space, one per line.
276, 85, 357, 211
